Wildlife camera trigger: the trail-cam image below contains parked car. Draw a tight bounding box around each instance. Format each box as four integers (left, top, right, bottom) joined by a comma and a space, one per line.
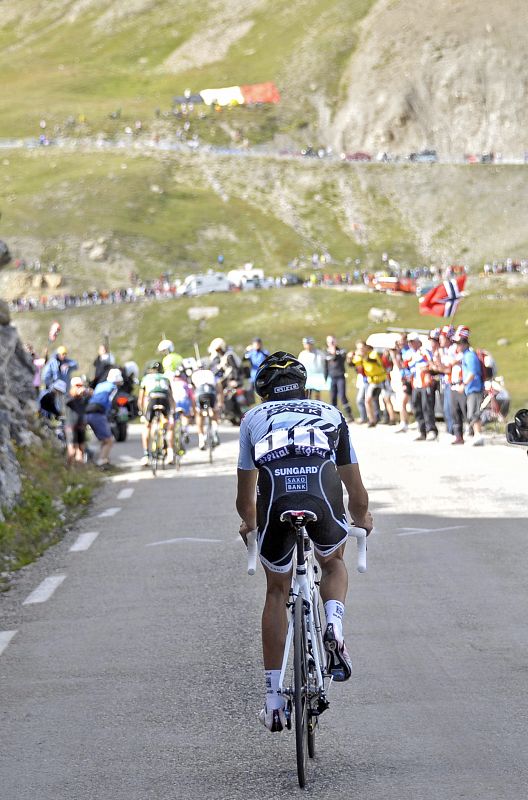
341, 151, 372, 162
281, 273, 305, 286
409, 149, 438, 163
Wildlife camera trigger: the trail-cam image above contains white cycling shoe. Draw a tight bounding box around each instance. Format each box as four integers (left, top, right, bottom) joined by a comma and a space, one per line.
258, 704, 287, 733
324, 623, 352, 681
140, 455, 149, 467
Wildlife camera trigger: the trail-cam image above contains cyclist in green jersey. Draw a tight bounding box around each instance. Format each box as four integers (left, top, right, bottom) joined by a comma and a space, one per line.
138, 360, 175, 465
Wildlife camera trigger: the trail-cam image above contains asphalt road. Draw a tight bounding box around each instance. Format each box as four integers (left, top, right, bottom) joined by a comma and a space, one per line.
1, 423, 527, 800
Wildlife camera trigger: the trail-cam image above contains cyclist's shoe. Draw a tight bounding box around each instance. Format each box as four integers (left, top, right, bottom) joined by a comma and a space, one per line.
198, 434, 206, 450
140, 454, 149, 467
258, 704, 287, 733
166, 447, 175, 464
324, 623, 352, 682
212, 431, 220, 447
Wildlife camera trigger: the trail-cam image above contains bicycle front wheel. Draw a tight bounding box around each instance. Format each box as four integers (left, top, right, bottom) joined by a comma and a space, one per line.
206, 416, 214, 464
150, 416, 159, 476
294, 593, 308, 788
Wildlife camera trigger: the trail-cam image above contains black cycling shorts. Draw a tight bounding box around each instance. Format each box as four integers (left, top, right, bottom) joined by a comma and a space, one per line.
256, 456, 348, 573
197, 391, 216, 410
145, 394, 171, 423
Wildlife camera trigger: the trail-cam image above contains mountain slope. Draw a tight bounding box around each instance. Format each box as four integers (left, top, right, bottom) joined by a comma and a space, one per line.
2, 0, 527, 154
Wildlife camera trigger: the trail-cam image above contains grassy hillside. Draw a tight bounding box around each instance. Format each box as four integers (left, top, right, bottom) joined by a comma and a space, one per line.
0, 0, 373, 142
12, 283, 528, 412
2, 151, 528, 295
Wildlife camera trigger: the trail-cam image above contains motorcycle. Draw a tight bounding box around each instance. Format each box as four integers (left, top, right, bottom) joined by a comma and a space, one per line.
223, 381, 254, 426
109, 389, 134, 442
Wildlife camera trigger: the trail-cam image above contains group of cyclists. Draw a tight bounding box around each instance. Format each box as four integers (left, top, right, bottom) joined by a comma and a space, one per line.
137, 336, 245, 465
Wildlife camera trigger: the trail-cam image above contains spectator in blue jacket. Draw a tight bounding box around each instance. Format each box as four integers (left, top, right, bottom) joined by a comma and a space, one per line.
42, 346, 78, 391
244, 338, 269, 387
85, 368, 122, 466
453, 326, 484, 446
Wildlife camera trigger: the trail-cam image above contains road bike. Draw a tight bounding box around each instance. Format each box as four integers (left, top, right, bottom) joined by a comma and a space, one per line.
246, 514, 367, 788
149, 405, 168, 476
172, 408, 186, 471
199, 400, 215, 464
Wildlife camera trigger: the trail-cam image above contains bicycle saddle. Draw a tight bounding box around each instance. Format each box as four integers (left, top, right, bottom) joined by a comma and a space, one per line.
280, 510, 318, 527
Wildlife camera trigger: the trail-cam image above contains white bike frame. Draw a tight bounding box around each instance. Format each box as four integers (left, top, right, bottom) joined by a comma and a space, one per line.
246, 523, 367, 697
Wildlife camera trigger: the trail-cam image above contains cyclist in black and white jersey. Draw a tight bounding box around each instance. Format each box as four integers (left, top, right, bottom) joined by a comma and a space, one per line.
236, 351, 373, 732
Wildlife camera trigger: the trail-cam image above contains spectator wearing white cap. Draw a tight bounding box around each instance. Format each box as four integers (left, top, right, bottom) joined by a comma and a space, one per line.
405, 332, 438, 441
298, 337, 327, 400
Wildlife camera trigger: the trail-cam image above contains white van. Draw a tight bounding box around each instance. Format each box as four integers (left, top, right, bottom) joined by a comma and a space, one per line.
176, 272, 231, 297
227, 266, 265, 290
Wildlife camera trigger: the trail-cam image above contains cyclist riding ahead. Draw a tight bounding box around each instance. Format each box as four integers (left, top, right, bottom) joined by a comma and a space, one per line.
138, 360, 175, 466
191, 360, 220, 450
236, 352, 373, 732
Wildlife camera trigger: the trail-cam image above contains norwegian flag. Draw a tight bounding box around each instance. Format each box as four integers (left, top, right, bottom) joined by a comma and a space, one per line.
419, 276, 466, 317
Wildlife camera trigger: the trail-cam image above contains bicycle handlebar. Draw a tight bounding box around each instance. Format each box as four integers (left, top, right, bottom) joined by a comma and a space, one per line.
246, 530, 258, 575
348, 526, 368, 573
245, 525, 369, 575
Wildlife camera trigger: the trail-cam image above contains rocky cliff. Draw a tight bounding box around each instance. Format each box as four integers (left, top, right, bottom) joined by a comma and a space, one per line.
0, 300, 39, 518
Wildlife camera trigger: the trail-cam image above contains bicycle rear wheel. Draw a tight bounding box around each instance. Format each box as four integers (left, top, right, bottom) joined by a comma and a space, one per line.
206, 416, 214, 464
294, 593, 308, 788
150, 415, 160, 476
173, 414, 184, 470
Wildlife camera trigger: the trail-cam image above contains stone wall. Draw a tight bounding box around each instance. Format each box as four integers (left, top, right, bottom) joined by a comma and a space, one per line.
0, 299, 39, 518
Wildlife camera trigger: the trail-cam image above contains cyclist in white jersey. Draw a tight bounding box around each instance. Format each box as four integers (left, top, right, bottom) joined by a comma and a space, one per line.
236, 351, 373, 732
191, 364, 220, 449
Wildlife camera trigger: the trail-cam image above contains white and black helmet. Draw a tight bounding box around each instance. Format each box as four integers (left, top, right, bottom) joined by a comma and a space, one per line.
254, 351, 307, 400
157, 339, 174, 354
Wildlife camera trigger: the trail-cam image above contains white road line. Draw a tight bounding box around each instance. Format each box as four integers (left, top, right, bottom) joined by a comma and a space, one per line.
117, 487, 134, 500
0, 630, 17, 656
23, 575, 66, 605
97, 507, 121, 518
118, 455, 136, 463
396, 525, 467, 537
147, 537, 222, 547
69, 531, 100, 552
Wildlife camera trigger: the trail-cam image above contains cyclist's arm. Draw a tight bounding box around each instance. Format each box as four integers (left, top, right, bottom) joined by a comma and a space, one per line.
337, 463, 373, 534
236, 468, 258, 539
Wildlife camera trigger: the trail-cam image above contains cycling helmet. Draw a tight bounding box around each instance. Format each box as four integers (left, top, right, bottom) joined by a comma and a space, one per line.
254, 351, 307, 400
107, 368, 123, 385
208, 337, 226, 355
157, 339, 174, 354
144, 359, 163, 374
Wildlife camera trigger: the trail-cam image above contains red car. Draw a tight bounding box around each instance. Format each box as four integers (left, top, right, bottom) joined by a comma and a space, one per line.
341, 151, 372, 162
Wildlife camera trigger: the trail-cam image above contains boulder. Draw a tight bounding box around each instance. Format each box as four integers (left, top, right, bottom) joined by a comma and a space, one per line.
0, 239, 11, 267
0, 323, 38, 518
0, 299, 11, 325
45, 273, 63, 290
368, 306, 397, 324
88, 243, 108, 261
